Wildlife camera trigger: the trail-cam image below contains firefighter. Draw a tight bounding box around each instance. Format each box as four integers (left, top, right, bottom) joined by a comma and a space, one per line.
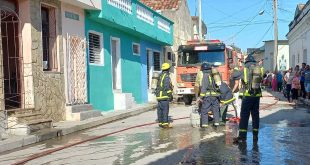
219, 81, 236, 125
198, 62, 221, 127
233, 54, 263, 144
258, 59, 265, 77
155, 63, 173, 128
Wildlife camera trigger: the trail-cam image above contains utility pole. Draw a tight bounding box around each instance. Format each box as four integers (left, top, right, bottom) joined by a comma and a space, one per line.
273, 0, 278, 71
198, 0, 202, 41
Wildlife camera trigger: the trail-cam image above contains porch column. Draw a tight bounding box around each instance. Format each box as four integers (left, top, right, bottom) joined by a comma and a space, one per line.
19, 0, 35, 109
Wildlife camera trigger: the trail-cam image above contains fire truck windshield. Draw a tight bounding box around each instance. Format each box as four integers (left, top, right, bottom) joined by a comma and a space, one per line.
179, 50, 225, 66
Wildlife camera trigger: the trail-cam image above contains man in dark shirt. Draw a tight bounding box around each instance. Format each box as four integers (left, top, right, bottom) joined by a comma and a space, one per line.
229, 64, 242, 118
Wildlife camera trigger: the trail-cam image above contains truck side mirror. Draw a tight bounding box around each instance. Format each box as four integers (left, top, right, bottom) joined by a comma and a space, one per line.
172, 53, 176, 63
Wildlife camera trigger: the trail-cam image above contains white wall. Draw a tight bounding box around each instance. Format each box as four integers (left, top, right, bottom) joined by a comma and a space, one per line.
263, 42, 289, 72
277, 45, 289, 71
61, 3, 85, 38
287, 14, 310, 67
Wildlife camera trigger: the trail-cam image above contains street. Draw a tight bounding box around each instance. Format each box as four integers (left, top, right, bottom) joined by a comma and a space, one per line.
0, 92, 309, 165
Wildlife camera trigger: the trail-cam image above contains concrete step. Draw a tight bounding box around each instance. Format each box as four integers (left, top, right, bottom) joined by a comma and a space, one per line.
8, 119, 53, 136
6, 108, 37, 115
9, 112, 42, 122
66, 110, 102, 121
66, 104, 93, 113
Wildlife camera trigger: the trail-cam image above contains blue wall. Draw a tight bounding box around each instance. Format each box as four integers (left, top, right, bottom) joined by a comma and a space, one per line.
86, 15, 164, 111
140, 41, 162, 103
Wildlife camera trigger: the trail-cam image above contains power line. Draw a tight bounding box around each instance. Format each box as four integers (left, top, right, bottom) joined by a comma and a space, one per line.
208, 21, 273, 29
206, 0, 264, 25
254, 23, 274, 47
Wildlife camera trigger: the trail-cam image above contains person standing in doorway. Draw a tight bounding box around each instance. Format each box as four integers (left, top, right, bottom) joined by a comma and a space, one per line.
155, 63, 173, 128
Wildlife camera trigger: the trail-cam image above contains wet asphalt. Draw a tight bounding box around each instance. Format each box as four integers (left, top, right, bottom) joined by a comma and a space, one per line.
0, 96, 309, 165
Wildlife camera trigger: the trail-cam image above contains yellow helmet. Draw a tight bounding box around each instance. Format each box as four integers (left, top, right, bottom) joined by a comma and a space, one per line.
161, 63, 171, 70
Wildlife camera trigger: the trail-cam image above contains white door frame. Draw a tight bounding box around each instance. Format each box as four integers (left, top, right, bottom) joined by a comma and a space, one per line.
110, 37, 122, 92
146, 49, 163, 89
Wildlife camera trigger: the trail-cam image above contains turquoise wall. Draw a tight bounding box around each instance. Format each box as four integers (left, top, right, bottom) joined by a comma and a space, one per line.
86, 15, 164, 111
87, 0, 173, 46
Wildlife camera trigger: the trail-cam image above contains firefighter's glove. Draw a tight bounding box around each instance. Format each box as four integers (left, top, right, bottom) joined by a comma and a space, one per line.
169, 93, 173, 102
196, 97, 202, 105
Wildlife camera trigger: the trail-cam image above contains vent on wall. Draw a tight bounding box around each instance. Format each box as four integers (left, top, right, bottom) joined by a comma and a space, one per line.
88, 32, 103, 65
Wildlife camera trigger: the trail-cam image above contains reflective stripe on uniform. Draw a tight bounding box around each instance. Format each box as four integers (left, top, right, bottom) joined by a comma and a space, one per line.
239, 129, 247, 132
253, 129, 258, 132
167, 90, 172, 93
220, 97, 236, 104
160, 73, 166, 87
244, 68, 247, 83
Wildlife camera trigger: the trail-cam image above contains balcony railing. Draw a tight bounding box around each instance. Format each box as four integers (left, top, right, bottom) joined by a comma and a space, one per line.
137, 4, 154, 25
107, 0, 132, 14
105, 0, 172, 34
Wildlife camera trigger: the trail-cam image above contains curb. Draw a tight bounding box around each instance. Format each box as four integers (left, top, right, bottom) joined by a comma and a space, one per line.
0, 104, 156, 153
298, 98, 310, 107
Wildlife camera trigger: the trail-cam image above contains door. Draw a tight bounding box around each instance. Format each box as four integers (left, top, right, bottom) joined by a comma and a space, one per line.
146, 49, 152, 88
1, 1, 23, 109
111, 38, 121, 91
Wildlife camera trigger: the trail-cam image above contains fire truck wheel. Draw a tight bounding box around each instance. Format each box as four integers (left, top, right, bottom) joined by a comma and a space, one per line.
183, 95, 193, 105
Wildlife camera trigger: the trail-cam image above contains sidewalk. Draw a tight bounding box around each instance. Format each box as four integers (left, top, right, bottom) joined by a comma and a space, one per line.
266, 89, 310, 109
0, 103, 156, 153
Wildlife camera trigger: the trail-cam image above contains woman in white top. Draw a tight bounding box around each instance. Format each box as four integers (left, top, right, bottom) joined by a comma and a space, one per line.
284, 67, 294, 102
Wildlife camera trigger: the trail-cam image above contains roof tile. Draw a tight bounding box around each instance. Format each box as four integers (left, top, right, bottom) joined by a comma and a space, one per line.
139, 0, 181, 10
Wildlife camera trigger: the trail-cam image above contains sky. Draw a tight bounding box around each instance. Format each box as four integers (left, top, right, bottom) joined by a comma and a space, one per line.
187, 0, 308, 51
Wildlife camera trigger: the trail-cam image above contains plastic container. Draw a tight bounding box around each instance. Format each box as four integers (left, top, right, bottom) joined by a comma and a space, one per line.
190, 106, 201, 128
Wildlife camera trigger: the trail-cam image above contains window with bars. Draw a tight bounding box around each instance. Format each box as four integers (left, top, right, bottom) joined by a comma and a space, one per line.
132, 43, 140, 55
41, 5, 58, 71
88, 32, 103, 65
303, 49, 307, 63
153, 52, 161, 71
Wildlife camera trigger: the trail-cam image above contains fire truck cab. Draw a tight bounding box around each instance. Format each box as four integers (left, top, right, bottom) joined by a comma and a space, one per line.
176, 40, 237, 105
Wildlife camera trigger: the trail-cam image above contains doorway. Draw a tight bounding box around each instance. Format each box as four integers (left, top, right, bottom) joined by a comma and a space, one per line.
111, 37, 122, 91
1, 0, 22, 109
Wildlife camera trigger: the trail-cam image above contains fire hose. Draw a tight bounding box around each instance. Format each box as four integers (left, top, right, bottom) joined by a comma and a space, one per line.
13, 96, 279, 165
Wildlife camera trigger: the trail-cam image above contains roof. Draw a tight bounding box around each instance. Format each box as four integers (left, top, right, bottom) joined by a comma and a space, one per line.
294, 4, 305, 18
139, 0, 182, 11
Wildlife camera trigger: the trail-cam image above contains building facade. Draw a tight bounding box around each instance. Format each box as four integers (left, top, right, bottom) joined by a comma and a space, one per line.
287, 1, 310, 67
140, 0, 205, 94
85, 0, 173, 111
263, 40, 289, 72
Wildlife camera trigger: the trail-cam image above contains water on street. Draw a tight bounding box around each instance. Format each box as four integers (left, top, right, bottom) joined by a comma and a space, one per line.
0, 95, 310, 165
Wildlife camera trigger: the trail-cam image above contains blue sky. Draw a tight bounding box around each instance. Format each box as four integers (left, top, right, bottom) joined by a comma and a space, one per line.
187, 0, 308, 51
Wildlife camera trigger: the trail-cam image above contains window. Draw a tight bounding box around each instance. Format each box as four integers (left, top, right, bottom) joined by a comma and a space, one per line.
303, 49, 307, 63
153, 52, 161, 71
88, 32, 103, 65
41, 5, 57, 71
167, 52, 172, 61
132, 43, 140, 55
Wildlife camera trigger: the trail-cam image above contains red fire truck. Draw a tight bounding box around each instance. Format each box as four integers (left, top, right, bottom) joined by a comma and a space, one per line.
176, 40, 239, 105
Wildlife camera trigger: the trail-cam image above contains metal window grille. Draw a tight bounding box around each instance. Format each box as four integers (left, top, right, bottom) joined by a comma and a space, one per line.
107, 0, 132, 14
137, 5, 154, 25
132, 43, 140, 55
66, 35, 87, 105
153, 52, 160, 71
88, 32, 102, 65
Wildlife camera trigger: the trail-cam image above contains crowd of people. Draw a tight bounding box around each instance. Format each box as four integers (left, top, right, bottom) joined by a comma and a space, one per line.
262, 63, 310, 103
